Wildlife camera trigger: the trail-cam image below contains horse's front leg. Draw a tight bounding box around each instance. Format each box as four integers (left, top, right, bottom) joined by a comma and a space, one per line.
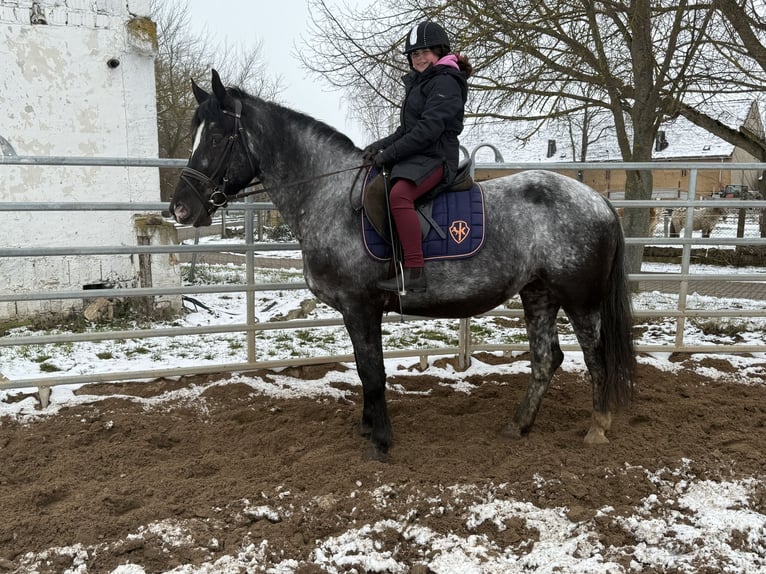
342, 308, 391, 458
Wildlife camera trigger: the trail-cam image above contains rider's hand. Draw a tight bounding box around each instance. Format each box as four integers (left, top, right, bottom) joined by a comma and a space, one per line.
362, 145, 379, 166
371, 150, 386, 169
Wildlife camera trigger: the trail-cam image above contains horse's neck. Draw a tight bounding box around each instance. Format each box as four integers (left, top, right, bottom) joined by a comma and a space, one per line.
246, 101, 356, 233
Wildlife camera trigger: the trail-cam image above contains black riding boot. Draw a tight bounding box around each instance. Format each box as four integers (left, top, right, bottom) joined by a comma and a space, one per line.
377, 266, 427, 293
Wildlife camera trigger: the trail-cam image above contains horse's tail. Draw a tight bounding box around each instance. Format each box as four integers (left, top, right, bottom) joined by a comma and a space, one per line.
598, 221, 636, 412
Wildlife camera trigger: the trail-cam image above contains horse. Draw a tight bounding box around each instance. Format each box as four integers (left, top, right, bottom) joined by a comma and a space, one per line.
669, 207, 725, 238
169, 70, 635, 458
615, 207, 662, 235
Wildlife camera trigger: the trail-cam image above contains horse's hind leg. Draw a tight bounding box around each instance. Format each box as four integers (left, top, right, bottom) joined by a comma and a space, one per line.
566, 308, 611, 444
342, 307, 392, 458
504, 286, 563, 438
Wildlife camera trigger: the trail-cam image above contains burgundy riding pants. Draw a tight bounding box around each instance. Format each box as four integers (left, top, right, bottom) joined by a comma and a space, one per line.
389, 166, 445, 268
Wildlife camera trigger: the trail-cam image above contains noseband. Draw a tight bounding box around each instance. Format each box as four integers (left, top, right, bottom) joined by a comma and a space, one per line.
178, 98, 258, 216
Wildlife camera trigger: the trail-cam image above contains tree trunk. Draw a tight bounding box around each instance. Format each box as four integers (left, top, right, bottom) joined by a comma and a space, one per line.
621, 1, 657, 279
622, 168, 654, 277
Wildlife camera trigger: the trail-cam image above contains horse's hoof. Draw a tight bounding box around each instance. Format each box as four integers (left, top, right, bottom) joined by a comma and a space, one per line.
584, 411, 612, 444
583, 427, 610, 445
501, 422, 526, 440
365, 443, 389, 462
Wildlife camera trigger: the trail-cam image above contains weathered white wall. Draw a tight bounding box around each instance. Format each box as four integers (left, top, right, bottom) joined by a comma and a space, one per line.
0, 0, 180, 322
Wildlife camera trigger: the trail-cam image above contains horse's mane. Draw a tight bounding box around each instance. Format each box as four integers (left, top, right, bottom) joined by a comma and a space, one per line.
194, 86, 359, 154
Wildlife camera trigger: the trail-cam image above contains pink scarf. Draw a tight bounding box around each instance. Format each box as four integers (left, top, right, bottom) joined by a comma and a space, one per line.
436, 54, 459, 70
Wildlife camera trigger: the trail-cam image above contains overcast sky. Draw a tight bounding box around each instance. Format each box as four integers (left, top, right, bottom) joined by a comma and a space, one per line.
185, 0, 370, 147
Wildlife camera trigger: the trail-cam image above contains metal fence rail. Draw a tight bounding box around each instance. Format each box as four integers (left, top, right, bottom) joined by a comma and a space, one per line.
1, 158, 765, 394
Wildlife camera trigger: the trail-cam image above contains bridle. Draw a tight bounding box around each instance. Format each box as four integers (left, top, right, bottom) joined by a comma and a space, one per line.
175, 95, 369, 219
177, 98, 259, 216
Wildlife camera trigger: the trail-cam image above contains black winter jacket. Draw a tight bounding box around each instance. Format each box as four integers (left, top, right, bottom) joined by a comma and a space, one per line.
373, 62, 468, 186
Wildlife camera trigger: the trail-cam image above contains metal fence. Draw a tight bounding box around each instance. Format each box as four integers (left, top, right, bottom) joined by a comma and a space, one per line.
1, 156, 765, 396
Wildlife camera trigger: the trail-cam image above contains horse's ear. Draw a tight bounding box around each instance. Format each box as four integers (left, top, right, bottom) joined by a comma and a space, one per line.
211, 68, 228, 106
210, 68, 239, 115
191, 77, 209, 105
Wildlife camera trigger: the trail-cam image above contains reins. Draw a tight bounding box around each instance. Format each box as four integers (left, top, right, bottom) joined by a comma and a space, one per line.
231, 164, 368, 202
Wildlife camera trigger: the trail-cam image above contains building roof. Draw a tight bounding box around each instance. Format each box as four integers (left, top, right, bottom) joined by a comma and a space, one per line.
461, 98, 764, 164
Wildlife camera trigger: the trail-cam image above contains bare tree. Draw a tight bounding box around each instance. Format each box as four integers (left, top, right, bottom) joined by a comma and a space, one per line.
151, 0, 282, 201
718, 0, 766, 238
439, 1, 729, 273
313, 0, 736, 271
302, 0, 422, 140
671, 1, 766, 199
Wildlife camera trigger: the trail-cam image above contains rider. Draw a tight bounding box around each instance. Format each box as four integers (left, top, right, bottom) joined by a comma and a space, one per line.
363, 21, 472, 293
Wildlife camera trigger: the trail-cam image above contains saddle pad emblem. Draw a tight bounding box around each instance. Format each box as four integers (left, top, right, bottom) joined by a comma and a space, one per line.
449, 220, 470, 244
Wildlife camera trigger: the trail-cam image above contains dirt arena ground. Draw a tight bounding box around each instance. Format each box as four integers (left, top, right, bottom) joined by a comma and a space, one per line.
1, 354, 764, 573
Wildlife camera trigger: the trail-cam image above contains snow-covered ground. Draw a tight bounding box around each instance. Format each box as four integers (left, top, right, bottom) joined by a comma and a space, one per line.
1, 230, 765, 574
3, 345, 766, 573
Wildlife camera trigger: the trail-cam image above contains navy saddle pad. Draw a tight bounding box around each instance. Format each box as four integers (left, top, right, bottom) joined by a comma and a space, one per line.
361, 183, 486, 261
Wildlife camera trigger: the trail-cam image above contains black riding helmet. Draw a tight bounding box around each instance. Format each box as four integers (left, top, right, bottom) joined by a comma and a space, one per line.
403, 21, 450, 66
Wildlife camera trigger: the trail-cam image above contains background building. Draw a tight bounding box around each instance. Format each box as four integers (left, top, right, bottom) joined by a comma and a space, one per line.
464, 99, 765, 199
0, 0, 179, 323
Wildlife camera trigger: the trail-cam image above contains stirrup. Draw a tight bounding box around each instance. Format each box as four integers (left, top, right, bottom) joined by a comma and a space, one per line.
377, 267, 426, 295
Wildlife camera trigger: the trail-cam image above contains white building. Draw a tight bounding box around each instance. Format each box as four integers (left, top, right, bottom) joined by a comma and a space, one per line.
0, 0, 180, 322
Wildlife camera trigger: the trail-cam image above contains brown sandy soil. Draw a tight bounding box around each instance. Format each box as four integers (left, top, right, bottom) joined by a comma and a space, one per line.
0, 353, 765, 573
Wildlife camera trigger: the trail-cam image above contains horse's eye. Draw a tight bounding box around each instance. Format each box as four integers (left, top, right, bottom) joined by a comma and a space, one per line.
211, 134, 223, 146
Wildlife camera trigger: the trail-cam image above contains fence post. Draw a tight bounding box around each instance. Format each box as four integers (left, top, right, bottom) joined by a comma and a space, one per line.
245, 196, 257, 364
458, 317, 471, 369
675, 169, 698, 349
188, 228, 200, 283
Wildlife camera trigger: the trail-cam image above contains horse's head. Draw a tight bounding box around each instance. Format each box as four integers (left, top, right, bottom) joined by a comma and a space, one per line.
169, 69, 259, 227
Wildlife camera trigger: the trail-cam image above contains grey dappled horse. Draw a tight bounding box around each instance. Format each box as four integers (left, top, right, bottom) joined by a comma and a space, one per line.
169, 70, 635, 458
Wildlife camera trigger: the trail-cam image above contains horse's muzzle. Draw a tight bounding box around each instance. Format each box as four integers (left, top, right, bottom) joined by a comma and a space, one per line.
169, 199, 212, 227
191, 212, 212, 227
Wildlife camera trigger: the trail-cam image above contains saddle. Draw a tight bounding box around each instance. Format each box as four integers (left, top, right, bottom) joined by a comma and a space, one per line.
363, 160, 475, 241
361, 160, 486, 262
